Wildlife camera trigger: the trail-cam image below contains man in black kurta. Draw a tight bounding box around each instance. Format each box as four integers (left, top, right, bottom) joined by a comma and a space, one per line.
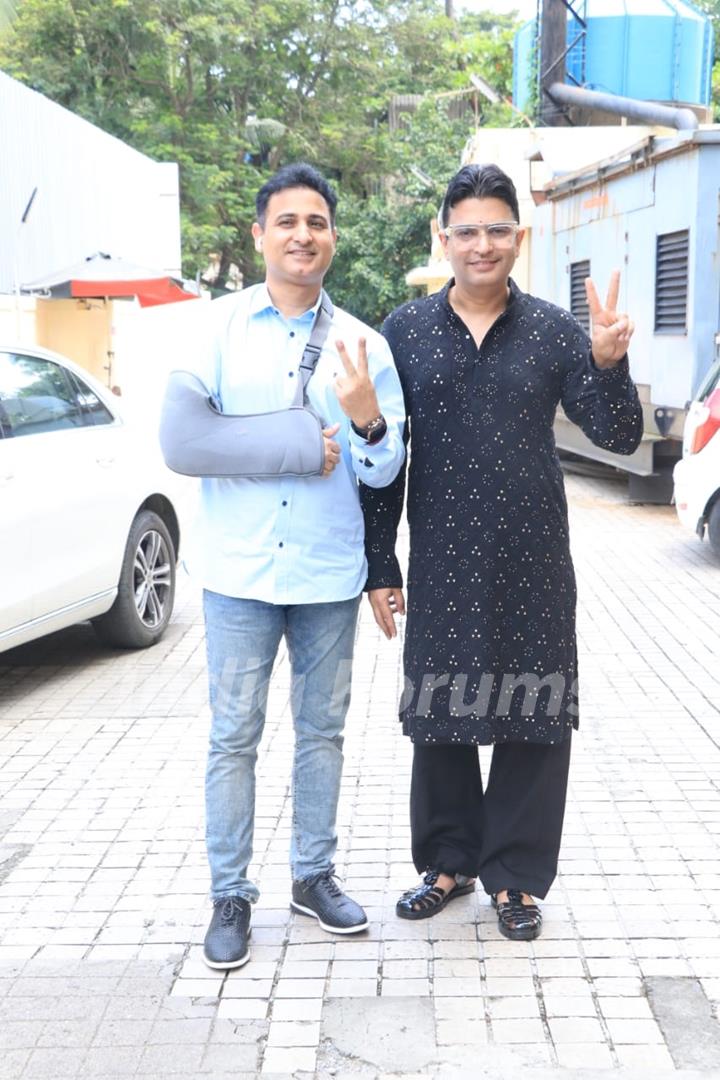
361, 163, 642, 940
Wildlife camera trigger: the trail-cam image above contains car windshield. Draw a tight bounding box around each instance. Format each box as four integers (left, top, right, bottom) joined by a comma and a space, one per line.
697, 359, 720, 403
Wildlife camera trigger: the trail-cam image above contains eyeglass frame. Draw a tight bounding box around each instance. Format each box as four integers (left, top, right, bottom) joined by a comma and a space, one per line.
441, 221, 521, 245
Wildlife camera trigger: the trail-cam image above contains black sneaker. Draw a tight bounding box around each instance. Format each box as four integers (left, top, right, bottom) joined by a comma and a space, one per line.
203, 896, 251, 969
290, 868, 368, 934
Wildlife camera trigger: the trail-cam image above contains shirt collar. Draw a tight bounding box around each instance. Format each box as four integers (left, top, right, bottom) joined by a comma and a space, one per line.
249, 282, 322, 322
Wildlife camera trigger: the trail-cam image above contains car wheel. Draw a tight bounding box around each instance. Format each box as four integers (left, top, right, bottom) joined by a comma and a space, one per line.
93, 510, 176, 648
708, 499, 720, 560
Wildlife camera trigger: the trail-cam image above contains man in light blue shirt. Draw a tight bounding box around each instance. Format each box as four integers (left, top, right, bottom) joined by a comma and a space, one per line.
185, 164, 405, 969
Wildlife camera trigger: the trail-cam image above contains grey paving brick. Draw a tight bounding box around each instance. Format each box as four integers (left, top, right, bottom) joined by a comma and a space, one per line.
211, 1018, 269, 1043
114, 975, 171, 996
200, 1041, 259, 1071
23, 1046, 86, 1077
0, 994, 108, 1022
158, 996, 218, 1020
101, 996, 162, 1022
137, 1075, 257, 1080
137, 1042, 205, 1074
36, 1018, 101, 1047
0, 1049, 29, 1080
3, 475, 720, 1074
149, 1017, 214, 1043
0, 1020, 44, 1049
92, 1018, 155, 1045
78, 1045, 144, 1077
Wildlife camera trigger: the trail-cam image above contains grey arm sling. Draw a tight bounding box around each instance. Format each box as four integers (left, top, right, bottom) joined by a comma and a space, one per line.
159, 290, 334, 478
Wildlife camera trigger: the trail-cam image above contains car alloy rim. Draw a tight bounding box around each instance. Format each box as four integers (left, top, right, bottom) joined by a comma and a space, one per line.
133, 529, 172, 629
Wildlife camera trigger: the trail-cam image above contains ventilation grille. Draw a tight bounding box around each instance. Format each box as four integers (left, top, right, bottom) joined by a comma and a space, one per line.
655, 230, 689, 333
570, 260, 591, 332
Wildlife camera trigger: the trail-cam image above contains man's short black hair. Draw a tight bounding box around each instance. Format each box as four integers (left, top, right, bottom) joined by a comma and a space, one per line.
255, 163, 338, 227
440, 163, 520, 226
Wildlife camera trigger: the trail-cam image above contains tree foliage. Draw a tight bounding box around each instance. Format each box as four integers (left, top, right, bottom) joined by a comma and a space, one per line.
0, 0, 516, 316
328, 96, 512, 326
695, 0, 720, 120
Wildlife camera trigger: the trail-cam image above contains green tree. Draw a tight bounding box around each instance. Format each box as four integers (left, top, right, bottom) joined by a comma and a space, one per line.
0, 0, 518, 302
327, 95, 505, 326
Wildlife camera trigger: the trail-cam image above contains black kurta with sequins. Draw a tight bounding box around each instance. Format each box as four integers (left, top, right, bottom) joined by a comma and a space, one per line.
361, 279, 643, 746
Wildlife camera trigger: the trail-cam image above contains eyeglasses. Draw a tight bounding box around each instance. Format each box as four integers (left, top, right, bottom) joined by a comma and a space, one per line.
442, 222, 519, 247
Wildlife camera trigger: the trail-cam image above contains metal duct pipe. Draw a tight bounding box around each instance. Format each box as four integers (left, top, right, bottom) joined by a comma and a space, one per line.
547, 82, 699, 131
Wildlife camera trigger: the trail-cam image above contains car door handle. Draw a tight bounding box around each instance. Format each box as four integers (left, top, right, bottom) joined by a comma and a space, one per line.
0, 472, 13, 483
95, 456, 116, 467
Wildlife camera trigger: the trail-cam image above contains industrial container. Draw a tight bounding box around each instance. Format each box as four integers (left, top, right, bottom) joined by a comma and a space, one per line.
514, 0, 714, 116
530, 127, 720, 499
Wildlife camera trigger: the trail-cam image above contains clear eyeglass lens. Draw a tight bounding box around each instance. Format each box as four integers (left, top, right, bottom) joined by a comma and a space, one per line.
449, 224, 516, 245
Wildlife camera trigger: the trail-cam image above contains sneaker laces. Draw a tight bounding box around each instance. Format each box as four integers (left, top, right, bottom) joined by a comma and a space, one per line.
217, 896, 247, 925
306, 866, 343, 897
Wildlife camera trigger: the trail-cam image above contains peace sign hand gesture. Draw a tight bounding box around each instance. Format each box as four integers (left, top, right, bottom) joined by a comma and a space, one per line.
585, 270, 635, 369
334, 337, 381, 429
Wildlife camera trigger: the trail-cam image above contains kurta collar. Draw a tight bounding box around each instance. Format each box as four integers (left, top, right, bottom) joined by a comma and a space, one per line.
439, 276, 524, 318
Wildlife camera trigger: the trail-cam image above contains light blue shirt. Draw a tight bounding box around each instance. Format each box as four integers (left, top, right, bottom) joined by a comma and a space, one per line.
184, 283, 405, 603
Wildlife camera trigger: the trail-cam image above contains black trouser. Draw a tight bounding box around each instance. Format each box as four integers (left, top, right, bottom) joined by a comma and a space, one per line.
410, 735, 572, 900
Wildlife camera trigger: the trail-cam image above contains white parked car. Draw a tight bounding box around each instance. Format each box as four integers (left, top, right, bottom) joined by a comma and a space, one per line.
0, 343, 183, 653
673, 356, 720, 559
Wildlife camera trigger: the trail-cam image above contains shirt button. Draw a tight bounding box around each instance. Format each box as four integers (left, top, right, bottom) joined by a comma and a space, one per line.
289, 331, 295, 338
282, 500, 287, 506
278, 542, 284, 548
289, 371, 295, 378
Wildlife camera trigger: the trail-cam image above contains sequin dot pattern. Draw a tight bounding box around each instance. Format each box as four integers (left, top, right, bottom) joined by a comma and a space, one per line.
361, 279, 643, 746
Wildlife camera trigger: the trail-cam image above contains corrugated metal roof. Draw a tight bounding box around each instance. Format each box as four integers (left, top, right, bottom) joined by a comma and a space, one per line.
542, 126, 720, 199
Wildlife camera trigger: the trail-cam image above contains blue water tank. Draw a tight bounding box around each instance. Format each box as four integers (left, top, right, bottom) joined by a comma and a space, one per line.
513, 0, 714, 114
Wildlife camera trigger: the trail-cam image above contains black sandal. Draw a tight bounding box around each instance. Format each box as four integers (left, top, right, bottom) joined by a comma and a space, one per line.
396, 870, 475, 921
492, 889, 542, 941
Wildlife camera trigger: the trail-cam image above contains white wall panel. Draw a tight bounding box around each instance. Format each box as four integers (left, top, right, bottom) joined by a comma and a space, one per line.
0, 71, 182, 295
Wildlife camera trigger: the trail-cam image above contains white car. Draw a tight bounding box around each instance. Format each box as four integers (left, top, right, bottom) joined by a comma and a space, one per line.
673, 356, 720, 559
0, 343, 183, 653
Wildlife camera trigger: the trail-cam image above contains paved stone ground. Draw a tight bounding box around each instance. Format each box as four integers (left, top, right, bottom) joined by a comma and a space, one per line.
1, 472, 720, 1079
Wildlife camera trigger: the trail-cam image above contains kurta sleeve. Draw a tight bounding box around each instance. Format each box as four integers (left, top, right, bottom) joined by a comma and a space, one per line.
560, 320, 644, 456
360, 444, 407, 590
359, 313, 408, 590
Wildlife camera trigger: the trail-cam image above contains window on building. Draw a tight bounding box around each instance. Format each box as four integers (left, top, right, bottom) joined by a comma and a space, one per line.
570, 260, 591, 333
655, 230, 689, 333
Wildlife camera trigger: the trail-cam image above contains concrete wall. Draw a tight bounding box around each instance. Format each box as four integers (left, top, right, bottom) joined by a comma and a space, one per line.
111, 296, 211, 423
35, 299, 115, 387
0, 294, 36, 346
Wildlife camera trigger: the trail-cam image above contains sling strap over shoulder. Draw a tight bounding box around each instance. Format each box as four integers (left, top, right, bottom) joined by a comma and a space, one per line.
295, 289, 334, 406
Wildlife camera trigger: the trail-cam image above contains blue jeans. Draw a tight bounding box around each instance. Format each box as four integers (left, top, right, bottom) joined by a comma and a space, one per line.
203, 590, 361, 903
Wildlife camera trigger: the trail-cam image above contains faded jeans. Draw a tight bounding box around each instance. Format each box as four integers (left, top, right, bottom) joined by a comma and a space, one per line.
203, 590, 361, 902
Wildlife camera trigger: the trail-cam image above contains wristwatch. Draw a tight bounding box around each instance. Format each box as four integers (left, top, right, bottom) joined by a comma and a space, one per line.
351, 415, 387, 445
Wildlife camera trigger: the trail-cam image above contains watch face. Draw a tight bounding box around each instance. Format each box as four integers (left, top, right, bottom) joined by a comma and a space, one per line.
366, 417, 387, 445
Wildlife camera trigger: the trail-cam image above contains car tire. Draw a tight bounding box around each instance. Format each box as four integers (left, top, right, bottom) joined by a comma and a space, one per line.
93, 510, 176, 648
708, 499, 720, 560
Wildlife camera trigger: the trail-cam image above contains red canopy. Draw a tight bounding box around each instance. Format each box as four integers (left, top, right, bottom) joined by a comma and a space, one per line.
22, 252, 199, 307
